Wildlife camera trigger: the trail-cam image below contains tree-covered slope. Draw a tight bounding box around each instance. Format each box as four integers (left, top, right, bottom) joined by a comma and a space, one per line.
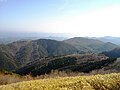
102, 48, 120, 58
0, 45, 17, 71
15, 54, 117, 76
103, 58, 120, 72
0, 39, 78, 71
0, 38, 118, 72
64, 37, 118, 53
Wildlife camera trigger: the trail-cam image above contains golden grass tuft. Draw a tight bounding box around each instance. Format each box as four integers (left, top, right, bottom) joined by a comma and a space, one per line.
0, 73, 120, 90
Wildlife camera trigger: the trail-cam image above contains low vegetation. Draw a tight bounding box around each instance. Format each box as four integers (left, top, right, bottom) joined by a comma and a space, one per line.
0, 71, 33, 85
15, 56, 117, 76
0, 73, 120, 90
0, 70, 85, 86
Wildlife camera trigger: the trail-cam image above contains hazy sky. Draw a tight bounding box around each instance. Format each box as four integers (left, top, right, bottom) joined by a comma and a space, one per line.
0, 0, 120, 37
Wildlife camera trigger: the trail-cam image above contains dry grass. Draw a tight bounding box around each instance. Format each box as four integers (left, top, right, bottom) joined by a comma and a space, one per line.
0, 70, 118, 86
0, 71, 33, 85
0, 70, 85, 86
0, 73, 120, 90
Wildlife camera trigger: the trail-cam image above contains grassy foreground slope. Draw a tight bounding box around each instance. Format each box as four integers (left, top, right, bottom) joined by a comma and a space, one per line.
0, 73, 120, 90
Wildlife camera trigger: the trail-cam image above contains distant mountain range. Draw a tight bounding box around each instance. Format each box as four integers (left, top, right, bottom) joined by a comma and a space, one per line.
64, 37, 118, 53
0, 32, 70, 44
90, 36, 120, 45
0, 39, 77, 71
1, 33, 120, 45
0, 37, 119, 72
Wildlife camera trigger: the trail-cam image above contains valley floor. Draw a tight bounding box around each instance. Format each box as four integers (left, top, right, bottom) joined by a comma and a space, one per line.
0, 73, 120, 90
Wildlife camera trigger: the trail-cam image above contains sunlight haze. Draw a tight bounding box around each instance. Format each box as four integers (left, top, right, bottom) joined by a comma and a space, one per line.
0, 0, 120, 37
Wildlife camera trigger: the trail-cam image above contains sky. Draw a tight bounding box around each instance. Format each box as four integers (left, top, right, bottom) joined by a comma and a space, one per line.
0, 0, 120, 37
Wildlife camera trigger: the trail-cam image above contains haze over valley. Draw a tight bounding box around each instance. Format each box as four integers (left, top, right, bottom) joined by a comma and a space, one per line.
0, 0, 120, 89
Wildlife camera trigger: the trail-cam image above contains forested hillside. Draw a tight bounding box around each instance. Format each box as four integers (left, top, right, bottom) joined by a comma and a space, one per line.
64, 37, 118, 53
0, 39, 78, 71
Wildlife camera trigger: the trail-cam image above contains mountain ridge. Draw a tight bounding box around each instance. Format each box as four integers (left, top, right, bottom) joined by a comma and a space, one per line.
0, 39, 78, 71
0, 37, 118, 71
64, 37, 118, 53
